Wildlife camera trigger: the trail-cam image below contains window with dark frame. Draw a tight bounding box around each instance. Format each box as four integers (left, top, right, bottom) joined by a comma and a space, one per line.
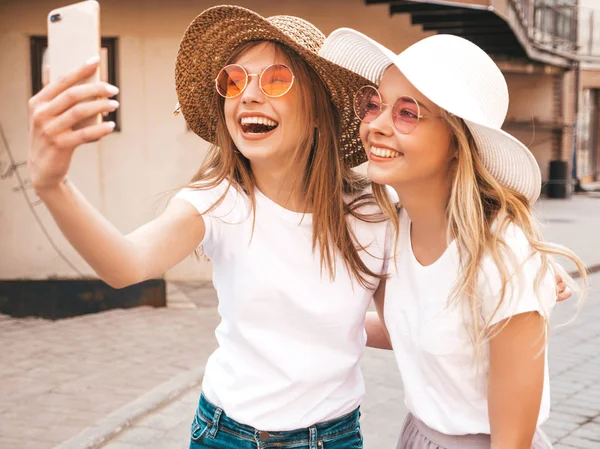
30, 36, 120, 130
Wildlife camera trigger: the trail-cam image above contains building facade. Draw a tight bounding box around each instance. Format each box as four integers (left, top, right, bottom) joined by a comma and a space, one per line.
1, 0, 599, 283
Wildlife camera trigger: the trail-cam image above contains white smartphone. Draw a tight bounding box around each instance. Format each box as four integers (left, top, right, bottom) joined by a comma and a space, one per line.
47, 0, 101, 129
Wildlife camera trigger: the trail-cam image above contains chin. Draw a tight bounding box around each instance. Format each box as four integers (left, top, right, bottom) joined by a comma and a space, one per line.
238, 143, 291, 166
367, 163, 399, 186
236, 143, 270, 159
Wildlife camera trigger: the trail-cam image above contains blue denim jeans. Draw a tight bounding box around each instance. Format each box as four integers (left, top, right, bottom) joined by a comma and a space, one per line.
189, 393, 363, 448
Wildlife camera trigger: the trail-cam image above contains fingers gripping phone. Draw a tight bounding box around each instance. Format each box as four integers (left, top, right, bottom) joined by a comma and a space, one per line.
47, 0, 101, 129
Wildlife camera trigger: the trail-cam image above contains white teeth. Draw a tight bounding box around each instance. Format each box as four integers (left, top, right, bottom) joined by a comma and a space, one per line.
240, 116, 278, 127
371, 146, 400, 158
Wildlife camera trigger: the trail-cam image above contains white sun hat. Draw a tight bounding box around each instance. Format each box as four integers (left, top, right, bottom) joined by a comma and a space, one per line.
319, 29, 542, 203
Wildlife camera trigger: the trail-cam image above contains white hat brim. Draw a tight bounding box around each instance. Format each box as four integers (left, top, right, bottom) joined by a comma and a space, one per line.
320, 28, 542, 203
465, 121, 541, 203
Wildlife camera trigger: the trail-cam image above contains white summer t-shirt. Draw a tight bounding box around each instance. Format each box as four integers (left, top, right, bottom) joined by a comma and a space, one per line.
384, 207, 556, 435
173, 181, 389, 431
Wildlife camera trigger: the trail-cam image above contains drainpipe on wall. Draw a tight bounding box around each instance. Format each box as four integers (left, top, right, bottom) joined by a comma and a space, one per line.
571, 0, 582, 193
572, 60, 582, 192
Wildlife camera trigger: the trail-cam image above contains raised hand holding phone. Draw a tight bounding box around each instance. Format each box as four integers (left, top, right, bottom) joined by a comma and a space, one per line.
28, 1, 119, 194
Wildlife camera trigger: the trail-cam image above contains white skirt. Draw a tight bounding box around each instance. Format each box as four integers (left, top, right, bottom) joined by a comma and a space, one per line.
397, 413, 553, 449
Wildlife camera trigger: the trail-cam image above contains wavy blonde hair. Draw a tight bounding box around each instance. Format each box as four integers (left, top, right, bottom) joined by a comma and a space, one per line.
188, 41, 386, 288
373, 111, 588, 360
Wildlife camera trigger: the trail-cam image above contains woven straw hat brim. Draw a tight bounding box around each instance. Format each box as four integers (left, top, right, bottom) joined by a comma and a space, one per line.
175, 5, 371, 168
319, 28, 542, 203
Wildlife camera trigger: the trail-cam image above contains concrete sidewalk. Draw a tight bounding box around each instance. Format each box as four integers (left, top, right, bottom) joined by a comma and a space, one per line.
0, 299, 219, 449
534, 194, 600, 273
0, 194, 598, 449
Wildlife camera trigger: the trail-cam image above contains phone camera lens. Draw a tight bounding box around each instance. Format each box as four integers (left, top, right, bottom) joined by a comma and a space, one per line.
50, 13, 62, 23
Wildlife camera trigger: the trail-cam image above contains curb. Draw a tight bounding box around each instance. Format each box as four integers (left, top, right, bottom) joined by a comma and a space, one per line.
54, 366, 204, 449
570, 263, 600, 278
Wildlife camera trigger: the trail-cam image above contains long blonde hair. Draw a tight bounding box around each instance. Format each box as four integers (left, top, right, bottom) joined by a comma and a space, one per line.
374, 111, 588, 358
189, 41, 386, 288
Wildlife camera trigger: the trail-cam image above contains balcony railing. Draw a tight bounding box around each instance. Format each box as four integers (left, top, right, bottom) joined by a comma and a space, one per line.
367, 0, 600, 64
512, 0, 600, 60
580, 6, 599, 57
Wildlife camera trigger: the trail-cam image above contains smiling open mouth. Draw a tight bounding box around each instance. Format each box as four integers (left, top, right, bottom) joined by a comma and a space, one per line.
240, 116, 279, 134
371, 146, 402, 158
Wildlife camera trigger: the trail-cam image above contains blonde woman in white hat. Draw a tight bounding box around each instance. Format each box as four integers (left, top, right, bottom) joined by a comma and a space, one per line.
320, 31, 587, 448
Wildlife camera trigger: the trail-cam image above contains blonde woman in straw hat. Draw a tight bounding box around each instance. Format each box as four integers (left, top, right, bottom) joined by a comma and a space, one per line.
25, 5, 402, 449
320, 31, 587, 448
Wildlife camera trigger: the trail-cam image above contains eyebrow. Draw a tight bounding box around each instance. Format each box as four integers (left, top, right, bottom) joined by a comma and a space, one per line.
413, 99, 431, 113
233, 63, 281, 74
382, 93, 432, 113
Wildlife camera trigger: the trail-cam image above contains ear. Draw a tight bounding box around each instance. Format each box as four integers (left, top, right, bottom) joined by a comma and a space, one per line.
447, 142, 459, 162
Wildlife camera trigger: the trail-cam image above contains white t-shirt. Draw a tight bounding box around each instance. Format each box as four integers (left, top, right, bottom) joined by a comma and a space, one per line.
173, 181, 388, 431
384, 208, 556, 435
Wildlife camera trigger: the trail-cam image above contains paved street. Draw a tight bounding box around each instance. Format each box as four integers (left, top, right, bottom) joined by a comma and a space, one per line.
0, 195, 598, 449
533, 194, 600, 273
0, 302, 219, 449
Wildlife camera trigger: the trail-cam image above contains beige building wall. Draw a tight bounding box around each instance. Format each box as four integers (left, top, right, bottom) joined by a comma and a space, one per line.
580, 0, 600, 59
580, 70, 600, 180
578, 0, 600, 182
0, 0, 433, 282
503, 71, 557, 185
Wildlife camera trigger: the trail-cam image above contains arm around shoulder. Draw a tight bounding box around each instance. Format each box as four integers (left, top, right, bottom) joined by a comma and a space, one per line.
366, 279, 392, 350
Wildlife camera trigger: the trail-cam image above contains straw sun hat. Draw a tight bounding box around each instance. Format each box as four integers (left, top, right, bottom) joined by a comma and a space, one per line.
175, 5, 372, 168
320, 29, 542, 203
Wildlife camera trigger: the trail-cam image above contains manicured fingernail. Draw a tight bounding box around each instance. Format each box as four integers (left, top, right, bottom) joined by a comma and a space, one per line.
107, 85, 119, 95
107, 121, 116, 130
86, 55, 100, 65
108, 100, 119, 110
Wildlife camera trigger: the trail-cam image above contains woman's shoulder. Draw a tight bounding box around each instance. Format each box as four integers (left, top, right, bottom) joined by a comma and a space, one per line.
492, 221, 534, 261
478, 221, 557, 324
184, 177, 243, 195
479, 220, 553, 288
344, 183, 398, 213
174, 178, 249, 216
